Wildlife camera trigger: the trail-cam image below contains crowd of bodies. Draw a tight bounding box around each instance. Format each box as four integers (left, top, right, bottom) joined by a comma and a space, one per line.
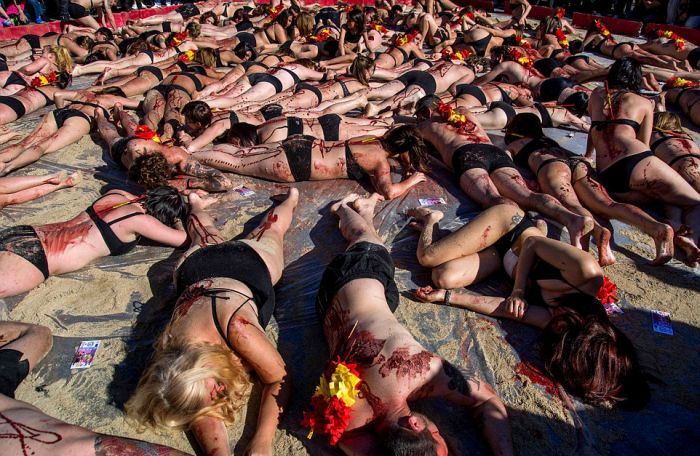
0, 0, 700, 455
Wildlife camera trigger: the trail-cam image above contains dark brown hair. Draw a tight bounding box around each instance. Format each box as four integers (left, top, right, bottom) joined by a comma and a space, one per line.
225, 122, 258, 147
381, 125, 430, 173
378, 425, 437, 456
130, 153, 173, 189
182, 101, 213, 127
349, 54, 375, 86
540, 302, 650, 408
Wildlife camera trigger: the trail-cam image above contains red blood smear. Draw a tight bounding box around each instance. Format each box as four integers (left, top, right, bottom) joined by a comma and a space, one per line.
515, 361, 562, 400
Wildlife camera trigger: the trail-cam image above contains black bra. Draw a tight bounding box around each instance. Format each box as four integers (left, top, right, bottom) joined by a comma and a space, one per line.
591, 118, 641, 134
86, 194, 142, 256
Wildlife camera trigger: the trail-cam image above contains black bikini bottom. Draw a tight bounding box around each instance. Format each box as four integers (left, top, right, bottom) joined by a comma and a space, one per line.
455, 84, 487, 105
397, 70, 437, 95
0, 225, 49, 279
452, 143, 515, 176
597, 151, 653, 194
493, 216, 537, 257
52, 107, 91, 129
0, 96, 26, 118
68, 2, 89, 19
282, 134, 314, 181
319, 113, 341, 141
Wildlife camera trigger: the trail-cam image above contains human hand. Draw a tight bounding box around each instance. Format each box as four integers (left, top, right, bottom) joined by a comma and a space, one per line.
415, 286, 446, 303
505, 292, 527, 319
409, 171, 426, 184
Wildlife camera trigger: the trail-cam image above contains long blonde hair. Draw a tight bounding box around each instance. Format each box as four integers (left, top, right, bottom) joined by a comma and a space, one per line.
654, 111, 683, 134
125, 338, 251, 431
49, 45, 74, 73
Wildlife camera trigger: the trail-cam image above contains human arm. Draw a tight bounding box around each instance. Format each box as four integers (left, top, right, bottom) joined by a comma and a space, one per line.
103, 0, 117, 30
179, 158, 233, 192
584, 128, 595, 161
186, 120, 229, 152
93, 435, 191, 455
17, 58, 49, 76
228, 318, 290, 456
338, 27, 347, 56
189, 416, 230, 456
430, 360, 514, 456
473, 63, 507, 85
0, 321, 53, 370
370, 162, 426, 199
131, 214, 189, 248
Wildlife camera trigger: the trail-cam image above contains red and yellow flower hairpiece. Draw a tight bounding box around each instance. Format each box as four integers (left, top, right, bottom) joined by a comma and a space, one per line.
594, 19, 614, 42
169, 31, 188, 47
657, 29, 685, 50
395, 29, 419, 47
596, 276, 619, 305
666, 76, 697, 88
555, 28, 569, 48
508, 47, 533, 68
134, 125, 161, 143
31, 71, 57, 87
515, 36, 531, 49
178, 50, 195, 63
263, 4, 285, 26
441, 48, 471, 61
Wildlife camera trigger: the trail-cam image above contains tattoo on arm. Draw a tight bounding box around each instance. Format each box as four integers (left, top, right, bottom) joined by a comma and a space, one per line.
442, 360, 480, 396
182, 160, 220, 178
94, 435, 188, 456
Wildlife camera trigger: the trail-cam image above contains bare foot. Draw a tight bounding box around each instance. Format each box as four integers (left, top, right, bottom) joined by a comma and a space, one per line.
351, 193, 384, 218
567, 215, 594, 249
330, 193, 361, 214
284, 187, 299, 209
595, 226, 616, 267
62, 171, 82, 187
415, 286, 446, 303
407, 207, 444, 224
45, 171, 66, 185
364, 102, 380, 117
673, 230, 699, 267
650, 224, 674, 266
95, 69, 112, 85
188, 192, 217, 210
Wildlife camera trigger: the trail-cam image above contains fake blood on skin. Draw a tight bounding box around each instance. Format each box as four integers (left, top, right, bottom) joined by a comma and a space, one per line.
378, 348, 433, 379
515, 361, 562, 401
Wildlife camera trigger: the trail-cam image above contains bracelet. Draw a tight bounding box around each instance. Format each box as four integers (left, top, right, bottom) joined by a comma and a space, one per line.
444, 289, 453, 307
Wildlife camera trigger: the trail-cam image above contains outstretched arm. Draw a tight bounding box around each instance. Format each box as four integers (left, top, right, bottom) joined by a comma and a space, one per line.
370, 162, 426, 200
473, 64, 507, 85
429, 360, 514, 456
179, 159, 232, 192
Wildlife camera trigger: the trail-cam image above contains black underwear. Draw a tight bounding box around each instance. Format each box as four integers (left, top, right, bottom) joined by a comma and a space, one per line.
463, 33, 491, 56
229, 110, 239, 125
493, 216, 537, 257
0, 225, 49, 279
174, 72, 204, 91
597, 151, 653, 193
533, 58, 563, 78
137, 65, 164, 81
0, 96, 26, 118
514, 136, 562, 169
0, 349, 30, 398
248, 73, 283, 93
452, 143, 515, 176
611, 41, 634, 58
490, 101, 516, 123
564, 54, 589, 66
282, 135, 314, 181
455, 84, 487, 105
21, 34, 41, 50
336, 78, 350, 97
667, 153, 700, 167
533, 102, 553, 127
176, 240, 275, 328
316, 242, 399, 319
287, 116, 303, 136
4, 71, 27, 88
242, 61, 269, 71
583, 38, 604, 54
551, 48, 569, 59
345, 142, 367, 180
272, 67, 301, 85
397, 70, 437, 94
591, 118, 641, 135
260, 103, 283, 120
162, 21, 172, 33
538, 77, 575, 102
496, 86, 513, 104
68, 100, 109, 118
414, 58, 434, 68
52, 107, 91, 129
390, 46, 410, 65
536, 156, 590, 177
295, 82, 323, 103
68, 2, 89, 19
319, 114, 341, 141
176, 3, 201, 20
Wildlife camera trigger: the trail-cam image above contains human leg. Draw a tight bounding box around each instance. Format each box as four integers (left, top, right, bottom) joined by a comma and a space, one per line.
0, 172, 80, 209
329, 193, 385, 247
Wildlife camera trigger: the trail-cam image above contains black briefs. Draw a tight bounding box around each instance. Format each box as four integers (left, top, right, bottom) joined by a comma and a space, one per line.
21, 34, 41, 50
591, 118, 641, 135
584, 38, 604, 54
463, 33, 491, 56
397, 70, 437, 95
176, 240, 276, 328
137, 65, 164, 81
316, 241, 399, 319
287, 116, 304, 136
229, 110, 239, 125
336, 78, 350, 97
452, 143, 515, 176
248, 73, 283, 93
551, 48, 569, 59
295, 82, 323, 103
597, 151, 653, 193
533, 57, 563, 78
282, 135, 314, 181
0, 96, 26, 118
455, 84, 487, 105
345, 141, 367, 180
162, 21, 172, 33
52, 107, 91, 129
68, 100, 109, 117
0, 225, 49, 279
533, 102, 553, 127
260, 103, 283, 120
174, 72, 204, 91
67, 2, 89, 19
564, 54, 589, 66
0, 349, 30, 398
242, 61, 269, 71
496, 86, 513, 104
538, 77, 575, 102
493, 216, 537, 257
414, 58, 434, 67
4, 71, 27, 88
611, 41, 634, 58
514, 136, 562, 169
490, 101, 516, 123
319, 113, 341, 141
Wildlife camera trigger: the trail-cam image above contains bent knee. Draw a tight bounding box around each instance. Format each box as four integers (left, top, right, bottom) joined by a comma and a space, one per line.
432, 266, 467, 290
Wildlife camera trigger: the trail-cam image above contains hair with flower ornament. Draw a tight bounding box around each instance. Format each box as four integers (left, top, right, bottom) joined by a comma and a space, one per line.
395, 29, 419, 47
263, 4, 285, 26
134, 125, 162, 143
168, 31, 188, 47
555, 28, 569, 48
515, 35, 531, 49
507, 47, 533, 68
436, 101, 477, 134
665, 76, 697, 89
371, 23, 388, 34
31, 71, 58, 88
178, 50, 195, 63
307, 27, 332, 43
441, 48, 471, 61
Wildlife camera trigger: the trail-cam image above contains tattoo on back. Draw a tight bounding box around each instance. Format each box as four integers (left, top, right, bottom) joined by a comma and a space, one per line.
94, 435, 188, 456
442, 360, 480, 396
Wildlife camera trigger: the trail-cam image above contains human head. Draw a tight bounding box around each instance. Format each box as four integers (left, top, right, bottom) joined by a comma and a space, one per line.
381, 124, 429, 173
193, 48, 216, 68
47, 45, 74, 73
414, 94, 441, 120
95, 27, 114, 41
142, 186, 189, 227
540, 297, 650, 409
233, 41, 255, 61
184, 21, 201, 38
296, 12, 314, 37
182, 101, 213, 134
607, 57, 642, 92
540, 16, 562, 35
464, 55, 490, 74
562, 91, 589, 117
125, 340, 251, 431
75, 36, 95, 50
200, 11, 218, 26
568, 39, 583, 54
276, 9, 293, 28
504, 113, 544, 144
654, 111, 683, 133
318, 38, 339, 59
377, 412, 446, 456
129, 152, 172, 189
125, 39, 148, 55
489, 45, 509, 67
346, 8, 365, 34
232, 8, 249, 23
225, 122, 258, 147
349, 54, 375, 86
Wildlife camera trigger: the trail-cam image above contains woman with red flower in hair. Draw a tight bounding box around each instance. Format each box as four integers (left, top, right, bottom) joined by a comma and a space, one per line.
411, 203, 652, 409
